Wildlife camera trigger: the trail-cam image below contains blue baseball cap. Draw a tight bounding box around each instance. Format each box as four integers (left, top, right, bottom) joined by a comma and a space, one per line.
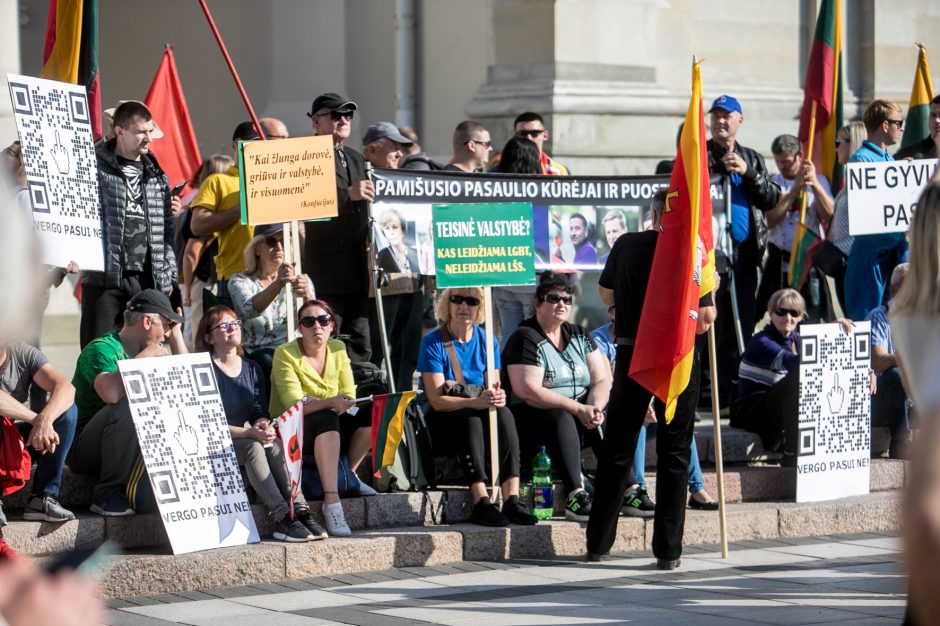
709, 95, 742, 115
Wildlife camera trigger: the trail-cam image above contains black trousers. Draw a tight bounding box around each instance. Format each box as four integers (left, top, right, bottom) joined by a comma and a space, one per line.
586, 344, 695, 560
730, 369, 799, 456
714, 253, 757, 407
320, 291, 372, 363
79, 273, 151, 348
755, 244, 828, 324
513, 404, 602, 493
425, 406, 520, 486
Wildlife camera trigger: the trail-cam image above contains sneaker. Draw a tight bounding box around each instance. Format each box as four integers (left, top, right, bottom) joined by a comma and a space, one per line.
357, 482, 378, 497
321, 502, 352, 537
469, 497, 508, 527
23, 496, 76, 523
656, 558, 681, 570
90, 493, 135, 517
273, 517, 314, 542
502, 495, 537, 525
565, 490, 592, 522
295, 509, 328, 540
622, 489, 655, 518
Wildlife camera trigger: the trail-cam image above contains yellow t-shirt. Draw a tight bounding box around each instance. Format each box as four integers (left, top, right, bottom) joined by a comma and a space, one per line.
191, 166, 252, 280
269, 338, 356, 417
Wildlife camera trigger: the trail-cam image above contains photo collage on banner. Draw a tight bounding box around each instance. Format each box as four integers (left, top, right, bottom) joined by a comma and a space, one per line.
796, 322, 872, 503
119, 353, 259, 555
7, 73, 105, 271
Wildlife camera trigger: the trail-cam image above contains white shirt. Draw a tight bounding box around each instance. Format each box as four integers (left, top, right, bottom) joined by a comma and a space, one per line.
769, 173, 832, 251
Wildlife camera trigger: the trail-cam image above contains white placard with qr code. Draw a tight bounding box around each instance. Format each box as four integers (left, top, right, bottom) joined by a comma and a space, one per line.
796, 322, 872, 503
7, 73, 104, 271
119, 353, 259, 554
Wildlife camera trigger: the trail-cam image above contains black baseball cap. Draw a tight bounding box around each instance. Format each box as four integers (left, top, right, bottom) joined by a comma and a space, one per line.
127, 289, 183, 324
307, 92, 358, 118
232, 121, 261, 142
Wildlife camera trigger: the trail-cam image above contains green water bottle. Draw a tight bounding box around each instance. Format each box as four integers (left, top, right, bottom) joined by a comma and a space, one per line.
532, 446, 553, 520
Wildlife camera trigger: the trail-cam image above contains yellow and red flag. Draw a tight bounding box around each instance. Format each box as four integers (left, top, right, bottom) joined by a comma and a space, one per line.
629, 59, 715, 423
145, 47, 202, 189
41, 0, 101, 140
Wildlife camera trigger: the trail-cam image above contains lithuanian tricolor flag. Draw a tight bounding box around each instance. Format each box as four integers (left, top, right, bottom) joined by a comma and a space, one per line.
900, 44, 934, 150
790, 0, 843, 288
629, 59, 715, 423
371, 391, 417, 475
40, 0, 101, 140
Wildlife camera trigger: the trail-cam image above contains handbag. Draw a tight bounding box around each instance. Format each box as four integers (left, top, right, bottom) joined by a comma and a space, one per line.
439, 325, 483, 399
301, 452, 362, 500
812, 240, 847, 278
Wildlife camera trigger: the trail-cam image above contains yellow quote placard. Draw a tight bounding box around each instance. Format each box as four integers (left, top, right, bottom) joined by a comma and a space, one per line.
241, 135, 338, 225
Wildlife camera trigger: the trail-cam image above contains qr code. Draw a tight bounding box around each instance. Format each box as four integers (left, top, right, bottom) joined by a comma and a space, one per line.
798, 326, 871, 456
123, 362, 244, 503
9, 79, 99, 221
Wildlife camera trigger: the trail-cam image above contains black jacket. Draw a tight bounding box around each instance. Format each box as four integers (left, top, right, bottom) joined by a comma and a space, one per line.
303, 145, 370, 295
707, 140, 780, 265
894, 135, 938, 160
86, 139, 176, 290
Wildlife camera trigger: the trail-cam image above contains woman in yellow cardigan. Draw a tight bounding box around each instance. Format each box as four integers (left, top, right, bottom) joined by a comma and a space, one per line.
270, 299, 370, 537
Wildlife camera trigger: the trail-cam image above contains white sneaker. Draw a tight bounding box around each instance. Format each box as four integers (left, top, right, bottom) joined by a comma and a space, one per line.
321, 501, 351, 537
358, 482, 378, 496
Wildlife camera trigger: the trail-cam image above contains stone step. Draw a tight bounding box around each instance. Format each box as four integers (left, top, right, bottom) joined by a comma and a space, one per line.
60, 491, 905, 598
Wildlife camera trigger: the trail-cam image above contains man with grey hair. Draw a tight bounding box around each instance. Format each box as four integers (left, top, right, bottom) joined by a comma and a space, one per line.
446, 121, 492, 172
755, 133, 833, 321
362, 122, 413, 170
866, 262, 912, 458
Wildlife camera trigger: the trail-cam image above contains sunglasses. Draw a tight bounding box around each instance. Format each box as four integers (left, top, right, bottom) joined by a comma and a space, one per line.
466, 139, 492, 148
264, 236, 283, 248
886, 119, 904, 129
542, 293, 573, 305
210, 319, 242, 332
449, 295, 480, 307
318, 109, 354, 121
300, 314, 333, 328
515, 129, 545, 138
774, 307, 803, 319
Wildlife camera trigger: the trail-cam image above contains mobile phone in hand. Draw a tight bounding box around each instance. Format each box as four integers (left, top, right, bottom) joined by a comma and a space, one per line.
171, 182, 187, 196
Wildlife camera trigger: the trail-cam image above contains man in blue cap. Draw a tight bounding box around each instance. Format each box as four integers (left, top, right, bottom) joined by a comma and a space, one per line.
706, 95, 780, 408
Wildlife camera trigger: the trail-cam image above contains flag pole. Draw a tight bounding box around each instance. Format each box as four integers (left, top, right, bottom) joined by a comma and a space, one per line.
799, 100, 818, 225
484, 286, 499, 501
707, 324, 729, 558
197, 0, 266, 141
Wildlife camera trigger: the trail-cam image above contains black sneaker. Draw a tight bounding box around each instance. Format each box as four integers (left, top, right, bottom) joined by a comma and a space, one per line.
502, 495, 537, 525
622, 489, 655, 518
295, 509, 328, 540
565, 490, 592, 522
90, 493, 135, 517
657, 558, 681, 570
273, 517, 314, 542
470, 497, 509, 527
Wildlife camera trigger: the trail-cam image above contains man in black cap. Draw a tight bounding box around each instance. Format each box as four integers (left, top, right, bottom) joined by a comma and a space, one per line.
68, 289, 186, 516
362, 122, 413, 170
706, 95, 780, 407
303, 92, 375, 362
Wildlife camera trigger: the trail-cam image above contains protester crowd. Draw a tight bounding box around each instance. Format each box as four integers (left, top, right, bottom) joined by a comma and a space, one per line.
0, 88, 930, 576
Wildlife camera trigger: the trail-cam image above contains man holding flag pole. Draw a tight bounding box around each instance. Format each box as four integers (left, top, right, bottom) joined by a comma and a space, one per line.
586, 58, 718, 569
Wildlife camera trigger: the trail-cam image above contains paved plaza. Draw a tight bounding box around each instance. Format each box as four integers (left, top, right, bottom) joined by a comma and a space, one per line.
103, 532, 906, 625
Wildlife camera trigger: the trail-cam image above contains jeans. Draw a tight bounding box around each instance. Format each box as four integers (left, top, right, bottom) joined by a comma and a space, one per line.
630, 422, 706, 494
872, 367, 911, 441
16, 404, 77, 498
233, 437, 306, 521
493, 286, 536, 347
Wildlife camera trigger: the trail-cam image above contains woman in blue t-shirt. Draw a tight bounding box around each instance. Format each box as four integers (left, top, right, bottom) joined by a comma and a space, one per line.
502, 272, 609, 522
416, 287, 536, 527
197, 305, 326, 543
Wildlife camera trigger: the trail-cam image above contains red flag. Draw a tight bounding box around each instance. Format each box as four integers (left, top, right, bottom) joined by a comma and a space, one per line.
629, 59, 715, 422
41, 0, 101, 140
145, 47, 202, 188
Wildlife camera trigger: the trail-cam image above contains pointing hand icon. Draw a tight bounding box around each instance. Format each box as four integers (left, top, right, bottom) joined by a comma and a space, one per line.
826, 373, 846, 414
50, 130, 70, 174
173, 410, 200, 456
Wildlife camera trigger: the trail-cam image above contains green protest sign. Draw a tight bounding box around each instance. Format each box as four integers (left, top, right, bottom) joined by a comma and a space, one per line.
432, 202, 535, 288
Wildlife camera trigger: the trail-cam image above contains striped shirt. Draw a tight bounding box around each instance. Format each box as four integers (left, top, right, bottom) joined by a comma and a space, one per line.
735, 323, 800, 405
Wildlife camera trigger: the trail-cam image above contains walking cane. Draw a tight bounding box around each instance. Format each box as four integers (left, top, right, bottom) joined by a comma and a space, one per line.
365, 163, 397, 393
